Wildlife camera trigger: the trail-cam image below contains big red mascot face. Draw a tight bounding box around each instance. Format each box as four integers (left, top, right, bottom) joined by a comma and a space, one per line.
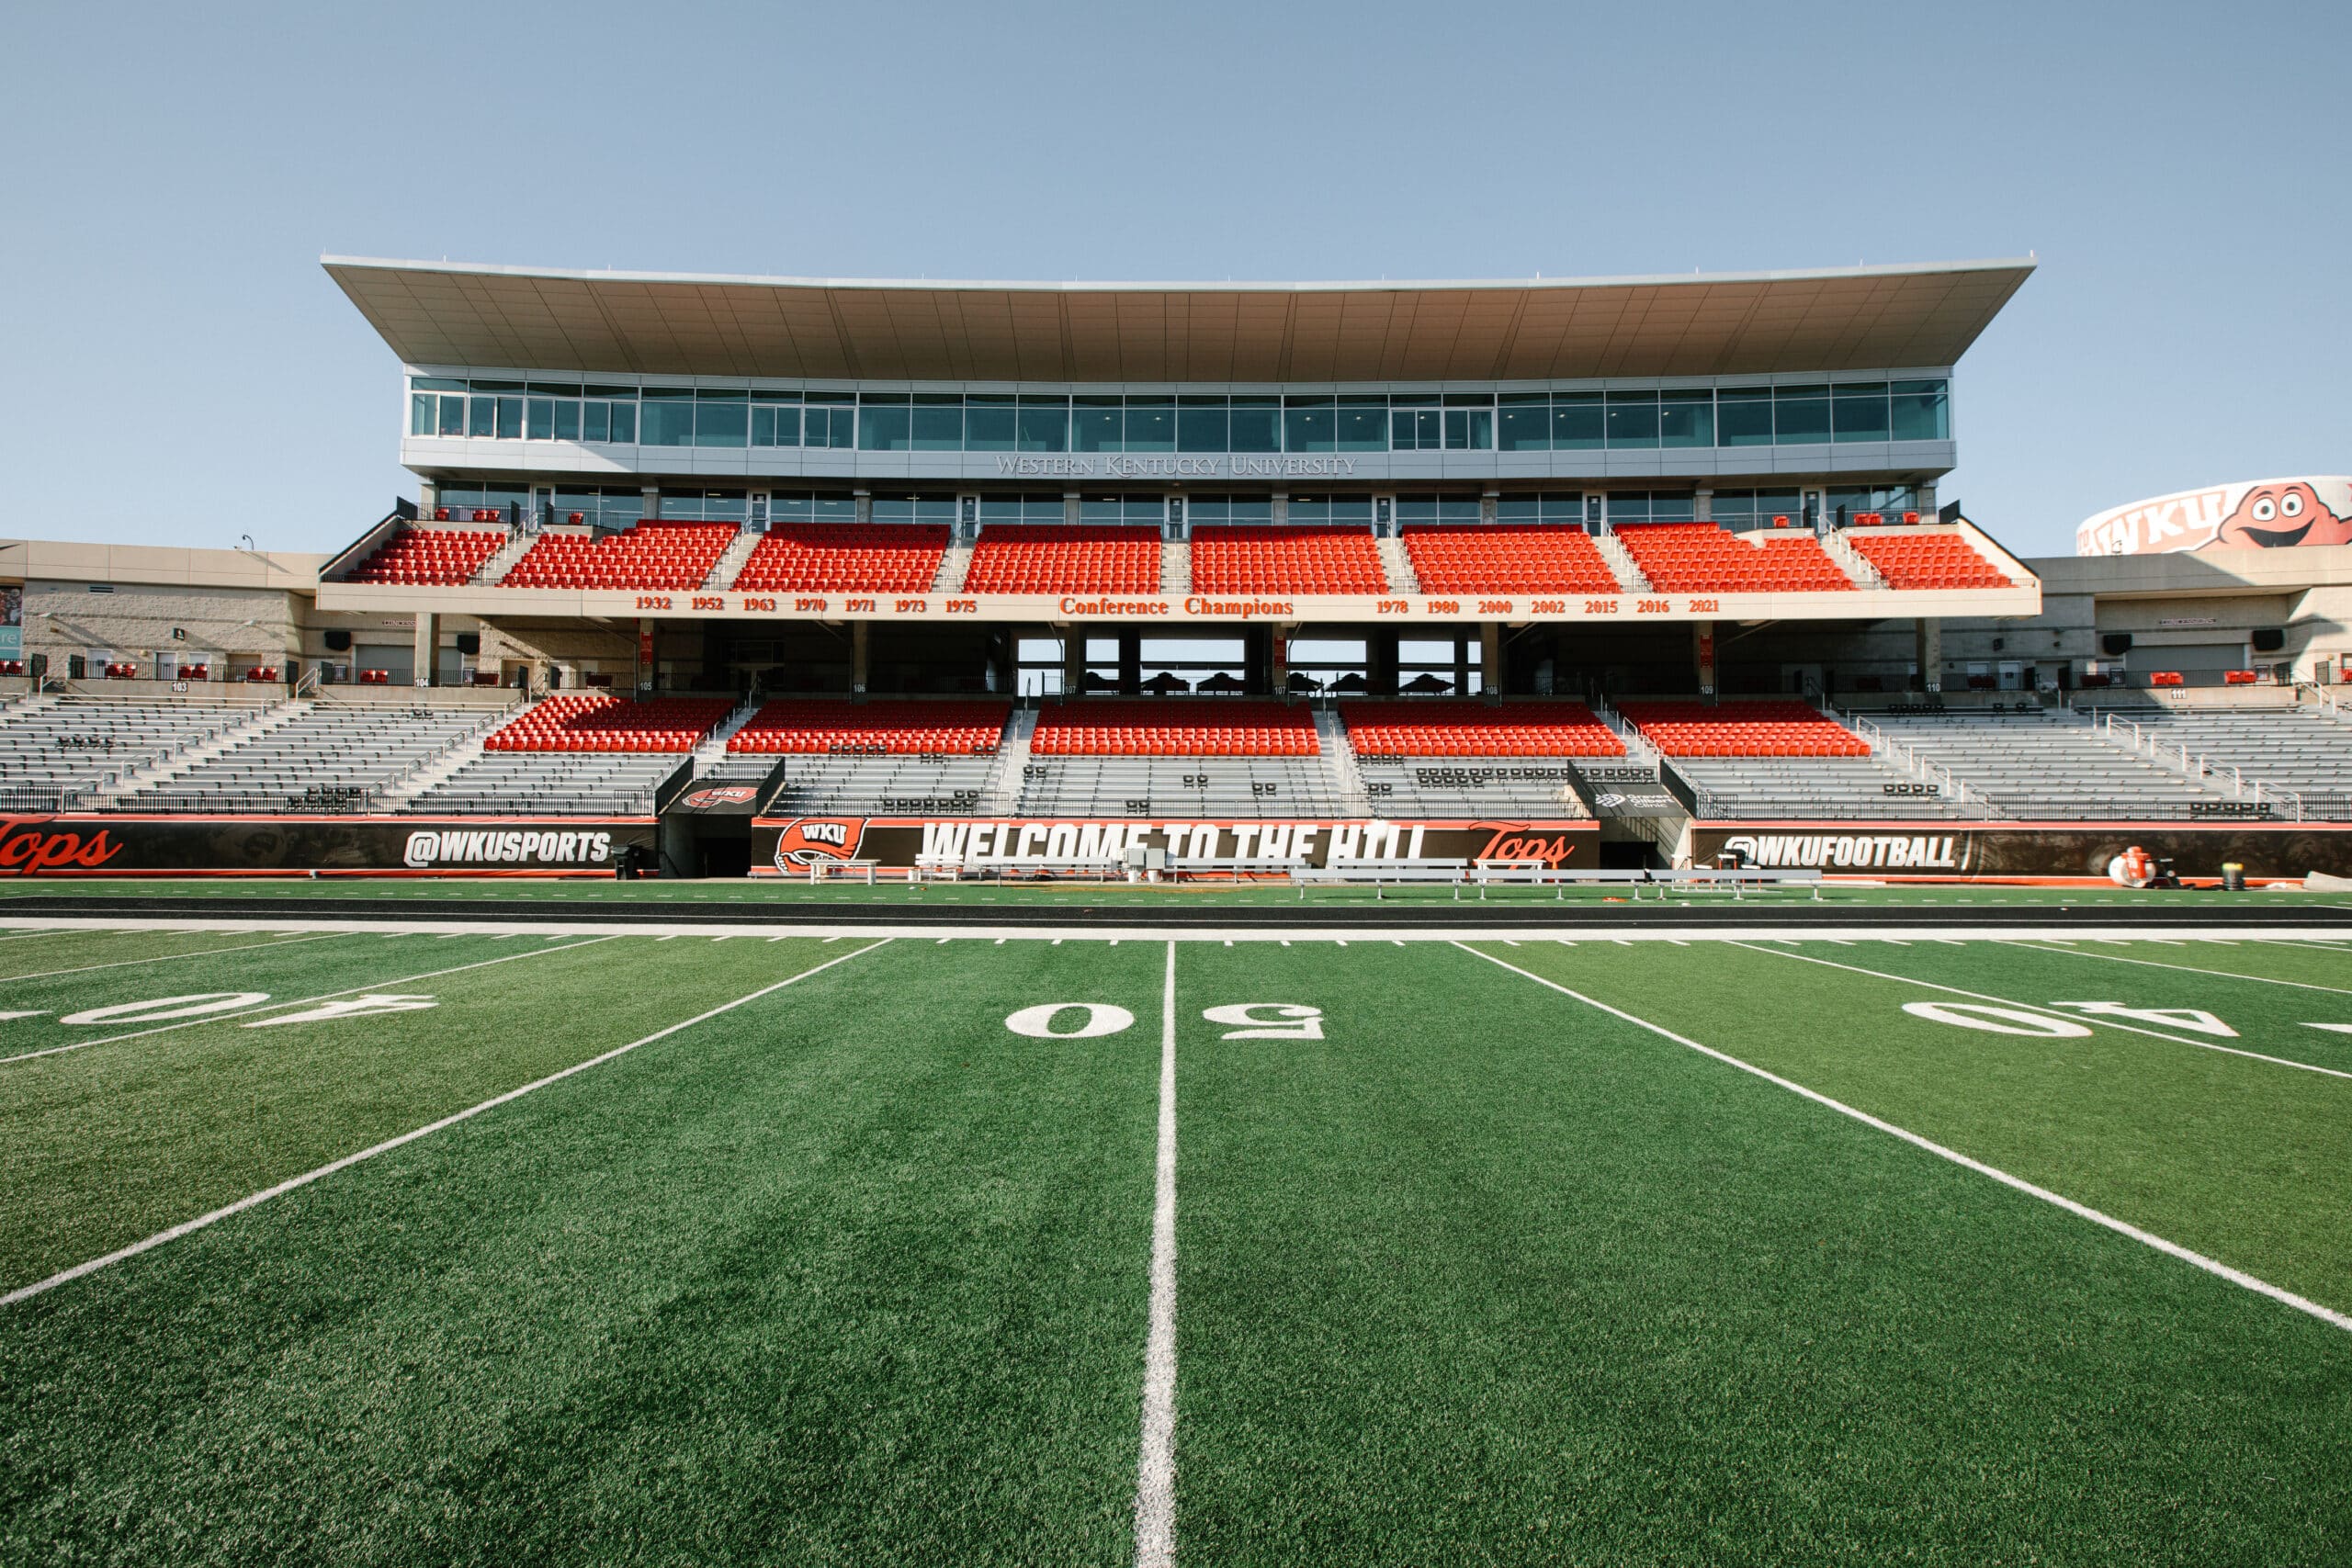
2211, 482, 2352, 550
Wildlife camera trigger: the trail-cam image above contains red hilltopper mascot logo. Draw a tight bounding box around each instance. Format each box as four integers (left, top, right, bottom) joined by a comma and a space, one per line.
681, 786, 759, 809
772, 818, 867, 871
0, 818, 126, 875
1472, 821, 1580, 867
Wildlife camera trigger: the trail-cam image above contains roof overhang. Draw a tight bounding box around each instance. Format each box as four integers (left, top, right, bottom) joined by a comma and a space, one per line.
323, 256, 2035, 384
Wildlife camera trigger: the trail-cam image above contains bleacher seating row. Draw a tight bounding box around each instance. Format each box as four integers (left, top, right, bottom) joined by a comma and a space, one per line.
483, 694, 735, 752
1616, 700, 1872, 757
1031, 700, 1318, 756
729, 700, 1007, 755
1340, 701, 1623, 757
342, 521, 2021, 597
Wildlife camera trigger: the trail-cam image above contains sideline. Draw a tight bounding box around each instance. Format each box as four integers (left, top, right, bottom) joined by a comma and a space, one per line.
2009, 940, 2352, 998
0, 931, 345, 986
1133, 941, 1180, 1568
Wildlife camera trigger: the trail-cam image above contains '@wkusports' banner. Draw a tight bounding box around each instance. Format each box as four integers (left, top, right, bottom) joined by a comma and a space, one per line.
1693, 822, 2352, 880
2076, 476, 2352, 556
752, 816, 1598, 874
0, 816, 657, 876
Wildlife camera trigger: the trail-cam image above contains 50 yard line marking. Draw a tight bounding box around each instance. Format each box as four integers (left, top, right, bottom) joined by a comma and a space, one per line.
1, 937, 893, 1308
1134, 940, 1179, 1568
1453, 942, 2352, 1337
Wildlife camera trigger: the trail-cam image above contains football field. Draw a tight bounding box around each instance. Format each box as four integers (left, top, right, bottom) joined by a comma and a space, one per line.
5, 921, 2351, 1563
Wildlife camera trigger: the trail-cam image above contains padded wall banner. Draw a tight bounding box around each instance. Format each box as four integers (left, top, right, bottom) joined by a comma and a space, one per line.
1690, 823, 2352, 879
0, 817, 658, 875
752, 817, 1600, 874
2075, 475, 2352, 556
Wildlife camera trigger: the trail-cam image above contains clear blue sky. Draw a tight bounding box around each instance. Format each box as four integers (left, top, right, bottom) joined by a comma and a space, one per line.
5, 0, 2344, 560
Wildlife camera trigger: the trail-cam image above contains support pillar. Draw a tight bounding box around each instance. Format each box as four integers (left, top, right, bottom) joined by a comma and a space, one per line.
851, 620, 870, 697
639, 485, 660, 524
1369, 630, 1399, 697
1271, 626, 1290, 696
1062, 629, 1086, 697
413, 612, 440, 687
1915, 618, 1942, 693
636, 616, 656, 693
1480, 623, 1502, 698
1117, 631, 1142, 696
1693, 620, 1716, 698
1453, 637, 1470, 696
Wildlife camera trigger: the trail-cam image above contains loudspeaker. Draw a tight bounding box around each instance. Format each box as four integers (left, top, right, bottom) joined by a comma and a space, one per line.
2252, 627, 2285, 653
2101, 633, 2133, 656
323, 629, 352, 652
455, 632, 481, 656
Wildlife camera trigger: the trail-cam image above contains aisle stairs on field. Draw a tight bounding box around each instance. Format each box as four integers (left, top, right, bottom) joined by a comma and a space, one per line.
981, 707, 1039, 815
1596, 533, 1650, 592
1820, 531, 1886, 589
932, 542, 974, 594
1376, 536, 1419, 594
1311, 707, 1374, 815
706, 529, 765, 591
472, 528, 537, 585
1159, 538, 1190, 594
689, 696, 765, 773
376, 698, 532, 810
97, 700, 305, 804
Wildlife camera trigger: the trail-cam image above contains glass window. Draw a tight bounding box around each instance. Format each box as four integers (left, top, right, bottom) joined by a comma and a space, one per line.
804, 400, 855, 448
1283, 396, 1335, 452
1336, 397, 1387, 453
872, 494, 957, 524
757, 404, 799, 446
1605, 391, 1658, 447
583, 403, 613, 443
1177, 397, 1228, 453
1891, 379, 1949, 440
493, 397, 523, 439
1015, 398, 1069, 453
751, 406, 777, 446
1436, 494, 1481, 524
856, 393, 910, 452
467, 397, 496, 438
526, 399, 555, 440
1445, 393, 1493, 450
552, 400, 580, 441
438, 394, 466, 437
409, 376, 467, 393
1496, 495, 1539, 524
1551, 393, 1602, 449
911, 394, 962, 451
1125, 399, 1175, 454
526, 382, 582, 399
1831, 382, 1890, 442
966, 396, 1015, 452
1497, 394, 1550, 451
409, 394, 435, 435
469, 379, 525, 394
639, 389, 694, 446
1717, 388, 1772, 446
1080, 493, 1125, 524
609, 402, 637, 444
1774, 386, 1830, 444
1072, 397, 1123, 453
1287, 494, 1331, 525
693, 399, 747, 449
1229, 398, 1280, 453
1659, 389, 1713, 448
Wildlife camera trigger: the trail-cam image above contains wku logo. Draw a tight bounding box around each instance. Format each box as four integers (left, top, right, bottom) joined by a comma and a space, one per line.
682, 786, 759, 809
773, 817, 866, 870
1472, 821, 1579, 868
0, 818, 127, 875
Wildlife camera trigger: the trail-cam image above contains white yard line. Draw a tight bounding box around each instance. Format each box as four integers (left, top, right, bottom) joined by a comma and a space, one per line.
2009, 940, 2352, 998
1133, 940, 1181, 1568
0, 931, 344, 987
0, 935, 624, 1067
1453, 942, 2352, 1337
1, 937, 894, 1308
1725, 942, 2352, 1084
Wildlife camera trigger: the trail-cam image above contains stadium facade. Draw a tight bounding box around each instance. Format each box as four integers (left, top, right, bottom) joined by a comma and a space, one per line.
0, 257, 2346, 882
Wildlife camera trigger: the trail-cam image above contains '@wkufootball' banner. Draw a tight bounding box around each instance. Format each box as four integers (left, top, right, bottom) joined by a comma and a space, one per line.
752, 817, 1599, 874
1691, 822, 2352, 879
2076, 476, 2352, 556
0, 816, 658, 875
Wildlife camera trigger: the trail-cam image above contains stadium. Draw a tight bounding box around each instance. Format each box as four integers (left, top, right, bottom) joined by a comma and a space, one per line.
6, 255, 2352, 1565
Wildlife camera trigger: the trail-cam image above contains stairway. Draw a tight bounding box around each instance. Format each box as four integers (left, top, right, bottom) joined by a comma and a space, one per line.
1311, 706, 1373, 815
98, 700, 306, 804
374, 702, 526, 810
982, 708, 1038, 814
1820, 531, 1884, 589
1159, 538, 1191, 594
688, 695, 765, 773
1375, 536, 1420, 594
932, 542, 974, 594
704, 527, 764, 591
473, 528, 537, 586
1595, 532, 1650, 592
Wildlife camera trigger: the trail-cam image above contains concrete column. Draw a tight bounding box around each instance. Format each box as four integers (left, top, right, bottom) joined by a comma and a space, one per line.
1117, 632, 1142, 696
1693, 621, 1717, 697
1480, 623, 1502, 697
1480, 491, 1499, 525
1369, 631, 1399, 697
1271, 626, 1290, 696
1916, 618, 1943, 693
1693, 488, 1713, 523
639, 485, 660, 523
853, 490, 872, 525
1061, 630, 1086, 697
1270, 492, 1288, 525
1064, 491, 1082, 525
1453, 637, 1470, 696
637, 616, 657, 692
413, 612, 441, 687
851, 621, 870, 697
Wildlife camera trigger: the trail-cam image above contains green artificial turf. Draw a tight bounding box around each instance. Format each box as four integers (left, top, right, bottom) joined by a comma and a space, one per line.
3, 933, 2349, 1563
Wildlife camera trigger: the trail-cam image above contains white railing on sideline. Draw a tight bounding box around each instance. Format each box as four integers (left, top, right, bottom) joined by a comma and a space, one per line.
2080, 708, 2304, 820
1838, 708, 1996, 813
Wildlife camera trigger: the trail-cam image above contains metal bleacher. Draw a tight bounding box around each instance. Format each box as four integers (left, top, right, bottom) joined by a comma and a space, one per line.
0, 698, 249, 807
2086, 705, 2352, 819
765, 754, 1002, 817
1866, 707, 2241, 818
122, 704, 498, 812
404, 751, 683, 818
1668, 755, 1977, 819
1349, 756, 1589, 817
1014, 755, 1343, 818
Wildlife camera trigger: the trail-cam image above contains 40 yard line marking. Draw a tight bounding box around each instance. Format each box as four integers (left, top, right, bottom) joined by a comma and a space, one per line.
1134, 941, 1180, 1568
0, 937, 894, 1308
1453, 942, 2352, 1337
1726, 942, 2352, 1083
2010, 940, 2352, 998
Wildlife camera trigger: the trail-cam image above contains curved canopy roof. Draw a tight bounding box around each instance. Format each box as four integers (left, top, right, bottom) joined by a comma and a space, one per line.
323, 256, 2033, 384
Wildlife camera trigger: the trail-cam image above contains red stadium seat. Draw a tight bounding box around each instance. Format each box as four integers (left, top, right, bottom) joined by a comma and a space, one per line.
729, 524, 948, 594
502, 521, 741, 592
1846, 529, 2015, 590
727, 699, 1010, 755
1340, 701, 1625, 757
1399, 525, 1621, 595
1614, 524, 1856, 594
1190, 527, 1386, 596
345, 526, 504, 587
482, 693, 735, 753
964, 525, 1159, 594
1613, 700, 1871, 758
